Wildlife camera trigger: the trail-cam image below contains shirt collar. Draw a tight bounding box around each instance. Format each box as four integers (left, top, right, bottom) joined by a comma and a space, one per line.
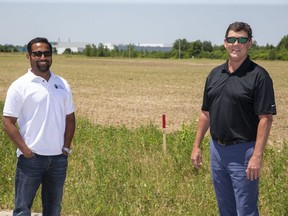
223, 56, 252, 75
27, 69, 55, 82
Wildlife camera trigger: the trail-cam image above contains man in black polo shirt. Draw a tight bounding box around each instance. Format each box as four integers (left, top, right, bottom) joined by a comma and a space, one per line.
191, 21, 276, 216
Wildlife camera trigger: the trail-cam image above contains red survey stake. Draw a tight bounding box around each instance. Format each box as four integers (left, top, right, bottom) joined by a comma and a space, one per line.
162, 114, 166, 129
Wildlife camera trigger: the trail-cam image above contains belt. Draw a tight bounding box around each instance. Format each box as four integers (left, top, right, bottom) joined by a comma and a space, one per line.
212, 137, 251, 146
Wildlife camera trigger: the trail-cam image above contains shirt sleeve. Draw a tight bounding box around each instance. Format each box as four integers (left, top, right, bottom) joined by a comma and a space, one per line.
3, 84, 22, 118
201, 77, 210, 111
254, 74, 277, 115
64, 82, 75, 115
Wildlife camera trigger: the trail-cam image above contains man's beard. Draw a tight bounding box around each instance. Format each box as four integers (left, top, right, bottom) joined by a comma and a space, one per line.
36, 60, 51, 72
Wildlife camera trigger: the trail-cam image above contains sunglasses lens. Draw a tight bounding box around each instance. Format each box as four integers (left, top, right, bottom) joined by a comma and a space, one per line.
44, 51, 52, 57
36, 52, 43, 57
238, 37, 248, 44
226, 37, 236, 43
226, 37, 249, 44
31, 51, 52, 57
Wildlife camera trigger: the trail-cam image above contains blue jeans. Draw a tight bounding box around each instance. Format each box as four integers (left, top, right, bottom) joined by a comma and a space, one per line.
13, 154, 68, 216
210, 139, 259, 216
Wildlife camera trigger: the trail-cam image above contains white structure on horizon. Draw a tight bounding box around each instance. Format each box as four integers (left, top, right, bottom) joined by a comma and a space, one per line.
51, 41, 172, 54
103, 43, 115, 50
136, 43, 170, 47
52, 42, 88, 54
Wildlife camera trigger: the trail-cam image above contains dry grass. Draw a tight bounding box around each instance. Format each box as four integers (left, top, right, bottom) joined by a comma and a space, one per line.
0, 54, 287, 144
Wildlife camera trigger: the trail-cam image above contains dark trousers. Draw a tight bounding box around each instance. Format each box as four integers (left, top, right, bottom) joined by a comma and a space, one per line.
13, 154, 68, 216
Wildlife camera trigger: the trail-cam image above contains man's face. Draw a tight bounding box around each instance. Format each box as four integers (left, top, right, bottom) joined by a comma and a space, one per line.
27, 42, 52, 73
224, 30, 252, 62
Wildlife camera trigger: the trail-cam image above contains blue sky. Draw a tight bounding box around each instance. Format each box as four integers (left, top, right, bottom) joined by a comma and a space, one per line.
0, 0, 287, 46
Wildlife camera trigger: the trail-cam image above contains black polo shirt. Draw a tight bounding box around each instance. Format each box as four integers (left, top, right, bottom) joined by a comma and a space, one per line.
202, 56, 277, 141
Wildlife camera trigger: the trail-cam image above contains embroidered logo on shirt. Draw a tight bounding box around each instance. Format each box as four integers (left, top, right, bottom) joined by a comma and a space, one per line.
54, 84, 64, 90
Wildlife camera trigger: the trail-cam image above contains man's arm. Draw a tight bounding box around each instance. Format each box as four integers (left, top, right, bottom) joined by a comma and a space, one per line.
246, 114, 273, 180
191, 111, 210, 169
63, 112, 76, 151
3, 116, 34, 158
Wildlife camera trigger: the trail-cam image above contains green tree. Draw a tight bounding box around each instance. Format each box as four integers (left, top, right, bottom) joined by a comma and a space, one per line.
84, 44, 92, 56
191, 40, 203, 57
63, 48, 72, 54
53, 47, 58, 54
265, 43, 275, 50
202, 41, 213, 52
91, 44, 97, 56
98, 43, 105, 57
172, 39, 190, 58
277, 35, 288, 50
268, 49, 277, 60
173, 39, 189, 51
111, 46, 120, 57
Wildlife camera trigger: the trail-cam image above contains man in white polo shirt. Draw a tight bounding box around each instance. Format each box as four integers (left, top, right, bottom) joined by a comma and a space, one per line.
3, 37, 76, 216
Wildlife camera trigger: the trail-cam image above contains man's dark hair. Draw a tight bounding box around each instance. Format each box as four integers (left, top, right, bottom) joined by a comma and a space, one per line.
225, 22, 253, 39
27, 37, 52, 54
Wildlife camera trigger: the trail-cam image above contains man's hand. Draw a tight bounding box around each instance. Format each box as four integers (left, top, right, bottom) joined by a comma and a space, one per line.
22, 148, 35, 158
246, 154, 263, 181
191, 146, 203, 169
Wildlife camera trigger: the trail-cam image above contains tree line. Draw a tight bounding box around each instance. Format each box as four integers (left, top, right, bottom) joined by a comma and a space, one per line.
83, 35, 288, 60
1, 35, 288, 60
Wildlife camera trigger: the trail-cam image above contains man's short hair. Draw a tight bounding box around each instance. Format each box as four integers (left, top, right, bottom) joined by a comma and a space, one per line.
225, 22, 253, 39
27, 37, 52, 54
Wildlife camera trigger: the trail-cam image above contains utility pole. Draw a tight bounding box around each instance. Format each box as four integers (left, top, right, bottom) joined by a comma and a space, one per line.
178, 39, 181, 59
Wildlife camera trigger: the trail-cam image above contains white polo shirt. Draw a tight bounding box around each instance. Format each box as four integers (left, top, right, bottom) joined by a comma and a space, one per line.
3, 69, 75, 157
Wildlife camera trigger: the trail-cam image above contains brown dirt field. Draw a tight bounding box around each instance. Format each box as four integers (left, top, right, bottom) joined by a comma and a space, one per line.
1, 54, 287, 145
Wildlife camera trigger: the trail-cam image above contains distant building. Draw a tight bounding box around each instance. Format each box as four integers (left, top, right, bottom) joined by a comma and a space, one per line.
102, 43, 115, 50
51, 42, 88, 54
116, 43, 172, 52
50, 42, 173, 54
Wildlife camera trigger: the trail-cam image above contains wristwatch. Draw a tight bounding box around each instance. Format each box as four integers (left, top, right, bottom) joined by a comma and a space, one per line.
62, 147, 72, 154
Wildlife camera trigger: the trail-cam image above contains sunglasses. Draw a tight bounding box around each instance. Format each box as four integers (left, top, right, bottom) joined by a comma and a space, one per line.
226, 37, 249, 44
30, 51, 52, 57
